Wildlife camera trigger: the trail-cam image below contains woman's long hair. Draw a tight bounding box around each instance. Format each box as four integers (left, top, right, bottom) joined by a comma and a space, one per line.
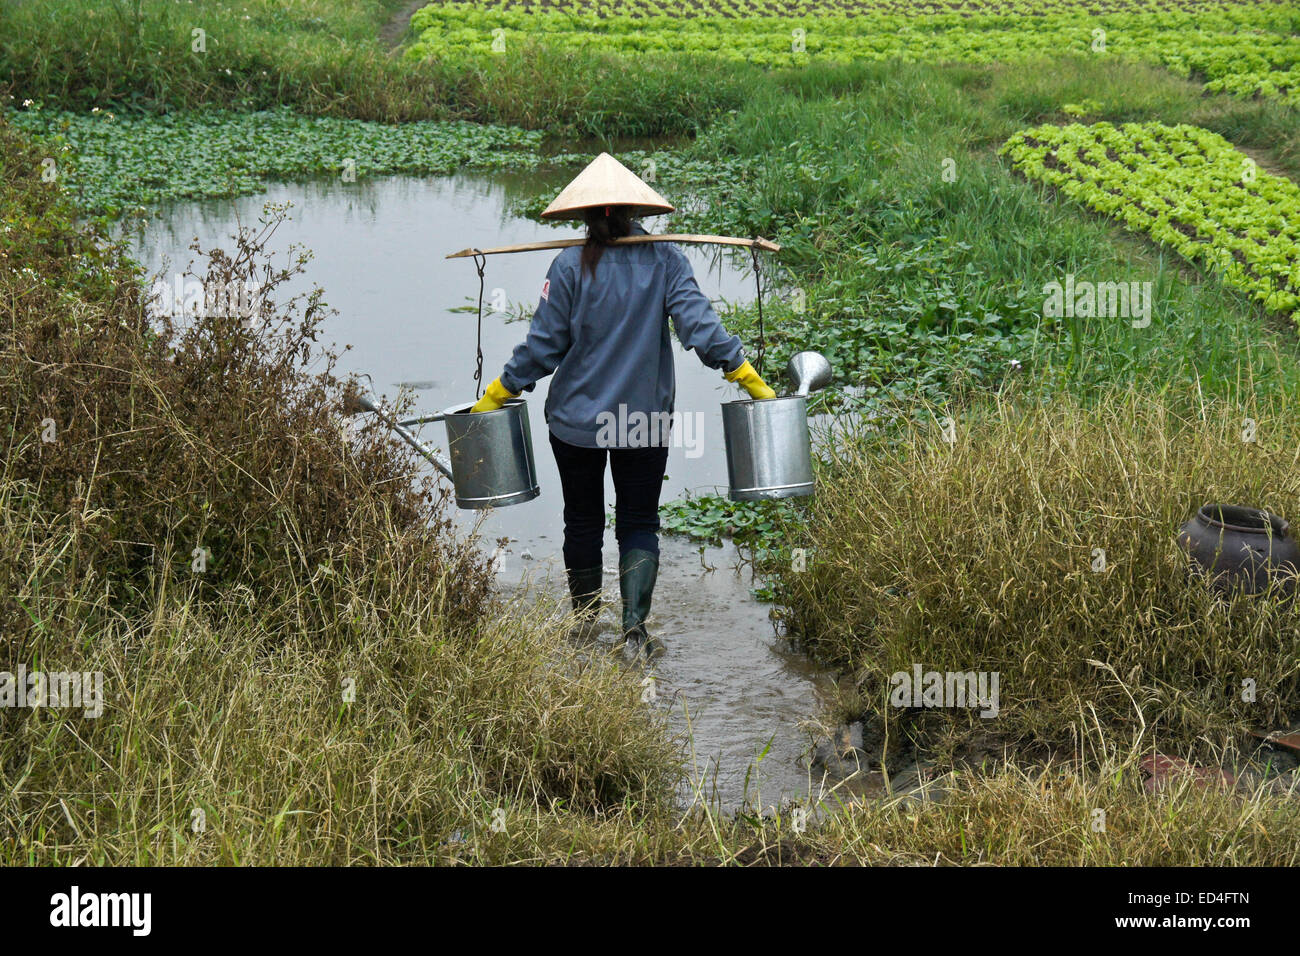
581, 206, 633, 279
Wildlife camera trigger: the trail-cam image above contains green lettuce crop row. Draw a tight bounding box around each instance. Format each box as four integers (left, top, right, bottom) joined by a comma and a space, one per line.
439, 0, 1290, 16
1205, 67, 1300, 106
1001, 121, 1300, 315
408, 1, 1300, 103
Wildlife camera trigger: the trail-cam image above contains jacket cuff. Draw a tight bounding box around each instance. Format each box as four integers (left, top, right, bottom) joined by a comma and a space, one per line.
498, 371, 526, 395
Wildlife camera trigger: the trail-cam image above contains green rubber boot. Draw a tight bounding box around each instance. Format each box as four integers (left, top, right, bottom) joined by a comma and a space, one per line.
619, 549, 662, 659
566, 566, 604, 641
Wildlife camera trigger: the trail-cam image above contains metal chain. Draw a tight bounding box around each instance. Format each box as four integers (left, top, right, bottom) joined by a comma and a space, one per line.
750, 244, 766, 378
472, 251, 487, 400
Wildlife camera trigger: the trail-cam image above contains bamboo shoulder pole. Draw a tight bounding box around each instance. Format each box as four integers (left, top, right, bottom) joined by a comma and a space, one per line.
446, 233, 779, 259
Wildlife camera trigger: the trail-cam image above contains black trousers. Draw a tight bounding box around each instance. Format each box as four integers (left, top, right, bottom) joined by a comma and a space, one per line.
549, 432, 670, 571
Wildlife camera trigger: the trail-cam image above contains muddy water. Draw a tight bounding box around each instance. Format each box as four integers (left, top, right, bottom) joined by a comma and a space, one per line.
120, 170, 843, 811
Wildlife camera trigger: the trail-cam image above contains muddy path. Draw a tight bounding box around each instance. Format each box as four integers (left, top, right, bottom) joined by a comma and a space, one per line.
380, 0, 427, 47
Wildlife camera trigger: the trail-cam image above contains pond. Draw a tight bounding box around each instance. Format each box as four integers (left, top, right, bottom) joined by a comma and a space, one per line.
119, 169, 847, 812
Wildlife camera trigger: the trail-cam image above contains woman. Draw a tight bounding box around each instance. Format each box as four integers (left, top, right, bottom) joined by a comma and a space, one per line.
470, 153, 774, 656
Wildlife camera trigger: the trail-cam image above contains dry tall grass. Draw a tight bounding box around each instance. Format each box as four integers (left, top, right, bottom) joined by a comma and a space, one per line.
780, 386, 1300, 761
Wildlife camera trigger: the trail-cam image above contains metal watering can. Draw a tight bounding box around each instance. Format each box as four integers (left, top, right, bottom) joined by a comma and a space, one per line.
349, 393, 540, 510
722, 351, 831, 502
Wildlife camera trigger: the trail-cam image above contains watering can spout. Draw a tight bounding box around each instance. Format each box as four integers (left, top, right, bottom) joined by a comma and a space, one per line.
346, 390, 455, 481
787, 351, 832, 397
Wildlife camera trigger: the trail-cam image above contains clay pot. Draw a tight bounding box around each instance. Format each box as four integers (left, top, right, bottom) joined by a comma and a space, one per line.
1177, 503, 1300, 595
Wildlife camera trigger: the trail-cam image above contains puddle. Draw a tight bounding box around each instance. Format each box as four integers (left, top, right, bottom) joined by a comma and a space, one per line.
119, 169, 844, 812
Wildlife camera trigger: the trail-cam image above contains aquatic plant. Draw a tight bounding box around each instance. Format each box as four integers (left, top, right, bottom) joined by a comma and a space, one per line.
5, 105, 544, 216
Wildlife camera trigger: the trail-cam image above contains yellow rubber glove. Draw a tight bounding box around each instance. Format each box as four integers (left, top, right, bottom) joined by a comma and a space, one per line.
724, 360, 776, 400
469, 377, 519, 413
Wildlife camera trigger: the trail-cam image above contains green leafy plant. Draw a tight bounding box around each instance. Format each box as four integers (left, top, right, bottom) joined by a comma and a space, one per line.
408, 0, 1300, 103
6, 105, 545, 216
659, 493, 800, 549
1002, 120, 1300, 316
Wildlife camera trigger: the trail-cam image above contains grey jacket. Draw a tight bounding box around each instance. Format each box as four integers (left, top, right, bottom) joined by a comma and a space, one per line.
499, 223, 745, 448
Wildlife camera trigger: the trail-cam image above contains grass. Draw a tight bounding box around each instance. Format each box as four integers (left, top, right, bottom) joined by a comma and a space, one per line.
742, 757, 1300, 866
647, 57, 1300, 555
6, 0, 1300, 865
776, 384, 1300, 762
1, 0, 428, 119
2, 579, 682, 865
0, 0, 753, 133
686, 57, 1300, 402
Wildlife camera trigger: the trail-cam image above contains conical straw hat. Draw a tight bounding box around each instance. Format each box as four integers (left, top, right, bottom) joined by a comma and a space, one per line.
540, 152, 674, 220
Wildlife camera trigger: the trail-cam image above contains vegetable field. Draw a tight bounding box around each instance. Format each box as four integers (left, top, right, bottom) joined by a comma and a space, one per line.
410, 0, 1300, 102
7, 0, 1300, 874
1002, 122, 1300, 315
